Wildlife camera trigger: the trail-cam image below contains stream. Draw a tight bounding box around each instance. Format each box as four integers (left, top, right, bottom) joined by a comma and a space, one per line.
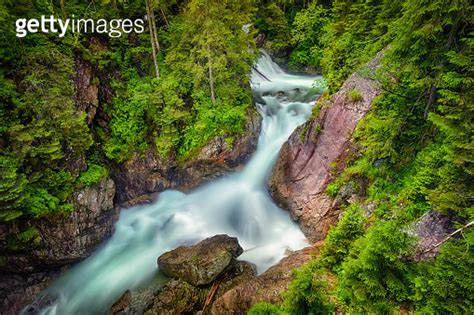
23, 51, 324, 314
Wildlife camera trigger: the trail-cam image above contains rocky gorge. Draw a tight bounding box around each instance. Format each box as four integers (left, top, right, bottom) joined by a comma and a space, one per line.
2, 51, 384, 314
1, 45, 459, 315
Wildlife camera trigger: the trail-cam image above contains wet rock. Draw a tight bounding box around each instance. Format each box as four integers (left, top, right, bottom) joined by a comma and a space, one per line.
412, 210, 456, 261
269, 54, 383, 242
158, 235, 243, 286
109, 290, 132, 315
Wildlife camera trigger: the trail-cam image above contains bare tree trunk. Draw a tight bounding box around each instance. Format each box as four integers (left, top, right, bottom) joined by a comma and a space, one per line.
422, 220, 474, 254
150, 4, 161, 52
160, 9, 169, 28
145, 0, 160, 78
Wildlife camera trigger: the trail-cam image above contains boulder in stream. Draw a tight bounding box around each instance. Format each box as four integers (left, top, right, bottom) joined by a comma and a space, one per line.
158, 235, 243, 286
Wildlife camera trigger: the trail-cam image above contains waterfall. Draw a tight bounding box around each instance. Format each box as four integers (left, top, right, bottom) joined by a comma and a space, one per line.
23, 52, 324, 314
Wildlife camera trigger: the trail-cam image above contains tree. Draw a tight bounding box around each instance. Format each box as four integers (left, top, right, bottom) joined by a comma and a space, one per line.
145, 0, 161, 78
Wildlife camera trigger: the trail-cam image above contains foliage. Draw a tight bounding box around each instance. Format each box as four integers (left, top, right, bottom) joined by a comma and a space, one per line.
289, 2, 331, 71
248, 302, 286, 315
325, 181, 340, 198
248, 260, 335, 315
412, 229, 474, 314
255, 2, 292, 53
336, 221, 415, 313
321, 205, 366, 270
78, 164, 108, 187
6, 227, 42, 251
348, 89, 363, 102
0, 0, 258, 223
281, 260, 336, 314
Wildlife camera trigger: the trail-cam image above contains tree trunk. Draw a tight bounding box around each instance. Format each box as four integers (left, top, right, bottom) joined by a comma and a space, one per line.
145, 0, 160, 78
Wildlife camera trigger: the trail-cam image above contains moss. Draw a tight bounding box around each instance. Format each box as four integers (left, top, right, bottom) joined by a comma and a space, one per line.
326, 181, 341, 198
348, 89, 364, 102
329, 161, 338, 175
299, 123, 309, 142
225, 136, 235, 148
311, 122, 321, 143
7, 227, 42, 251
310, 102, 322, 120
78, 164, 108, 187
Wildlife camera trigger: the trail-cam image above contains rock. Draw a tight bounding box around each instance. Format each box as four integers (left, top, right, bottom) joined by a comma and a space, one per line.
269, 53, 383, 242
0, 178, 117, 274
146, 279, 204, 315
0, 271, 59, 315
109, 290, 132, 315
114, 110, 261, 204
209, 247, 314, 314
116, 240, 312, 315
145, 260, 256, 314
255, 33, 266, 48
158, 235, 243, 286
73, 56, 99, 125
0, 178, 117, 313
411, 210, 456, 261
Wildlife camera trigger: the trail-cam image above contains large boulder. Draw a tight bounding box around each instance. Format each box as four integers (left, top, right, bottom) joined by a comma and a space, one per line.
269, 53, 383, 242
158, 235, 243, 286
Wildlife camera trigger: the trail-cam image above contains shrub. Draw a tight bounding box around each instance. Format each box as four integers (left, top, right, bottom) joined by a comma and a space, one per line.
7, 227, 42, 251
78, 164, 108, 187
336, 221, 415, 313
282, 260, 336, 314
348, 89, 363, 102
321, 205, 366, 270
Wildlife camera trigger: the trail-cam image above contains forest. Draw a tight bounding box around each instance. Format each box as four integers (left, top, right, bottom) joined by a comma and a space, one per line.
0, 0, 473, 314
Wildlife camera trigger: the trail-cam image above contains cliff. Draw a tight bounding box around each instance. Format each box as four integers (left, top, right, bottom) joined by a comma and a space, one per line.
269, 53, 383, 242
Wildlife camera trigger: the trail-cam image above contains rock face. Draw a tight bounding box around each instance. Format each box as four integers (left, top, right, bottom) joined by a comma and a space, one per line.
0, 177, 117, 313
270, 58, 382, 242
158, 235, 243, 286
412, 210, 456, 261
73, 56, 99, 125
209, 247, 314, 314
114, 110, 261, 204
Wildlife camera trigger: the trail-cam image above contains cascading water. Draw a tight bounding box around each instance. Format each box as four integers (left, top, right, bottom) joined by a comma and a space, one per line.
23, 51, 324, 314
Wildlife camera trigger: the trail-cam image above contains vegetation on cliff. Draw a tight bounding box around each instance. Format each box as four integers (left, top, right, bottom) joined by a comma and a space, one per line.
0, 0, 257, 227
251, 0, 473, 313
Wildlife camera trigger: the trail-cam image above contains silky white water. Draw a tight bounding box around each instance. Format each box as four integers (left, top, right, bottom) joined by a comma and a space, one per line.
23, 52, 323, 314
